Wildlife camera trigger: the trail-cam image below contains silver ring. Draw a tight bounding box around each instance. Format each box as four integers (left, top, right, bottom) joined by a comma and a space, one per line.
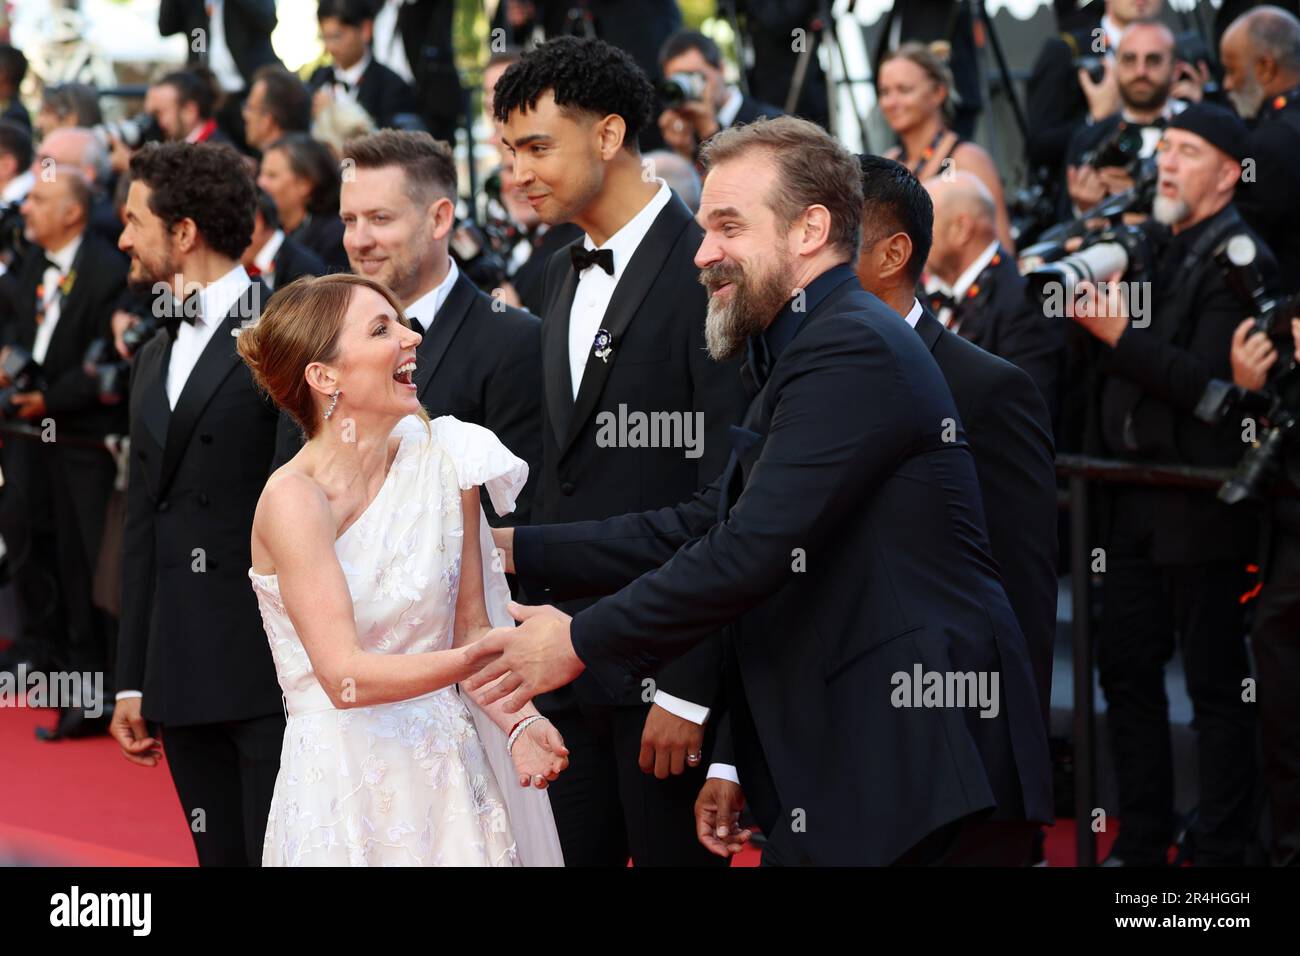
675, 120, 684, 131
687, 751, 703, 764
532, 774, 545, 786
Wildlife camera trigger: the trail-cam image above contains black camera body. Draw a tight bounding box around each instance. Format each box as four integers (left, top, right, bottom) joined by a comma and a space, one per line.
1080, 121, 1149, 175
449, 220, 509, 293
0, 345, 46, 418
91, 114, 164, 152
658, 71, 708, 109
1022, 221, 1155, 311
82, 338, 131, 406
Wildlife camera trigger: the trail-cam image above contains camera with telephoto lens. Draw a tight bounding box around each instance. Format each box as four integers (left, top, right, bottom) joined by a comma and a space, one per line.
658, 71, 708, 108
1080, 122, 1148, 174
91, 113, 164, 152
1194, 234, 1300, 504
0, 345, 46, 418
82, 338, 131, 406
449, 220, 508, 292
1022, 222, 1155, 308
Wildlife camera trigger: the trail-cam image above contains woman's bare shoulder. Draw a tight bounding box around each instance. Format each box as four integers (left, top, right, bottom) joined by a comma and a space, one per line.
256, 465, 333, 537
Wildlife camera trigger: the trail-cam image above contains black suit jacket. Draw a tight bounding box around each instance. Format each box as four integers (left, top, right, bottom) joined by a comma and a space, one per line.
270, 235, 326, 289
289, 215, 348, 274
732, 94, 783, 127
307, 60, 420, 130
916, 307, 1057, 727
531, 193, 749, 709
1025, 24, 1101, 174
513, 223, 584, 317
515, 270, 1053, 865
117, 281, 283, 726
158, 0, 282, 87
0, 231, 128, 437
272, 271, 542, 527
393, 0, 462, 139
944, 245, 1064, 422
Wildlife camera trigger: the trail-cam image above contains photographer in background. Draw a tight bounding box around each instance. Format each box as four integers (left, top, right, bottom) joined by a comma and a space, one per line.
655, 30, 781, 166
147, 70, 229, 146
1065, 20, 1183, 216
1221, 5, 1300, 277
239, 188, 325, 290
308, 0, 420, 131
0, 117, 31, 208
1070, 104, 1272, 865
0, 166, 128, 739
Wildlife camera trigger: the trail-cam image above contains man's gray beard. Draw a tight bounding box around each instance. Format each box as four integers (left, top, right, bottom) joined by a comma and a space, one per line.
704, 259, 795, 361
1152, 194, 1190, 226
1227, 76, 1266, 120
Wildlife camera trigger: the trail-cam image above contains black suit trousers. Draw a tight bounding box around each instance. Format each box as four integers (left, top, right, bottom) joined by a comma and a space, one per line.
1098, 488, 1257, 865
541, 688, 727, 867
161, 713, 285, 867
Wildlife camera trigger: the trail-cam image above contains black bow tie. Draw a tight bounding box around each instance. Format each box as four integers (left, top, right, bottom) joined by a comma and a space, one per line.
160, 291, 200, 333
928, 290, 959, 316
570, 246, 614, 276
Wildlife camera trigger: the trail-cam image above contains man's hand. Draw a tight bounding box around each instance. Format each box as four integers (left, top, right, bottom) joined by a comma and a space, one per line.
639, 702, 705, 779
1067, 164, 1107, 211
694, 778, 750, 858
1170, 60, 1210, 104
1231, 318, 1277, 392
462, 602, 584, 712
0, 345, 11, 387
1079, 58, 1119, 121
490, 526, 515, 574
11, 391, 46, 420
1097, 165, 1135, 196
658, 108, 697, 159
110, 697, 162, 767
1070, 272, 1129, 346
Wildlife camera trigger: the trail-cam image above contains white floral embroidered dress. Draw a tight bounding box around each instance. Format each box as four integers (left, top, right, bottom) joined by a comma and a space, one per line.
250, 415, 562, 866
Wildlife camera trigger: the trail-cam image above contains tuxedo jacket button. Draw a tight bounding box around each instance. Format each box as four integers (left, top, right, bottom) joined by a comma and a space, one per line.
157, 500, 169, 513
560, 482, 575, 495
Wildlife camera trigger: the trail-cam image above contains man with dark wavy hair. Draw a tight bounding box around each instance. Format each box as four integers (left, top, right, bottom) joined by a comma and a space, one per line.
110, 141, 284, 867
492, 36, 749, 867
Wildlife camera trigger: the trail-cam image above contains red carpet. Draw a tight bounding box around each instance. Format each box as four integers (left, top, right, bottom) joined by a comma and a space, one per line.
0, 702, 1107, 867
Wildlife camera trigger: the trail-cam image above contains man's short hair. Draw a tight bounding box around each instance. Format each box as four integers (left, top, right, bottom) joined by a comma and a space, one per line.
252, 65, 312, 135
0, 44, 27, 89
0, 119, 32, 171
255, 187, 280, 231
491, 36, 655, 150
129, 141, 256, 261
342, 129, 457, 206
156, 69, 217, 121
659, 30, 723, 71
700, 116, 863, 260
52, 164, 93, 220
1244, 5, 1300, 74
316, 0, 374, 26
858, 154, 933, 283
40, 83, 102, 127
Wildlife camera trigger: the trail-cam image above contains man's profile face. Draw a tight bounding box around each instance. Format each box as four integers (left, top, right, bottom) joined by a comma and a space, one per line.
242, 80, 273, 150
501, 91, 606, 226
1220, 26, 1267, 119
1154, 128, 1228, 227
20, 176, 75, 249
694, 153, 797, 360
119, 179, 179, 295
145, 83, 186, 142
341, 165, 445, 305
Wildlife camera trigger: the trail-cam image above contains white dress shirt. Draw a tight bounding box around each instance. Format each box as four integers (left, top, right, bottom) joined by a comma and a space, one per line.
1, 168, 33, 204
903, 297, 923, 328
31, 234, 82, 364
403, 258, 460, 333
372, 0, 415, 85
716, 87, 744, 129
205, 1, 244, 93
253, 229, 285, 288
568, 179, 672, 400
166, 265, 252, 409
925, 238, 999, 333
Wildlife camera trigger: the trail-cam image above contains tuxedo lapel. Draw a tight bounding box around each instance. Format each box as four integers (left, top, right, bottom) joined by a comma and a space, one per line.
137, 332, 172, 492
158, 283, 259, 495
914, 307, 945, 352
542, 262, 578, 447
414, 273, 475, 402
562, 196, 693, 457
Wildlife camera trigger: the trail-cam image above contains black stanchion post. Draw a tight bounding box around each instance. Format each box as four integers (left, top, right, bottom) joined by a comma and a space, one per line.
1069, 472, 1096, 866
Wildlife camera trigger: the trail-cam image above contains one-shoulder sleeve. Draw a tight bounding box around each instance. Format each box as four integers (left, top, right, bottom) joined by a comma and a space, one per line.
429, 415, 530, 517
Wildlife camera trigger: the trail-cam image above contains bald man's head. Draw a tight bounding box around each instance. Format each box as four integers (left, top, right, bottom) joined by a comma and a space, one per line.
1222, 5, 1300, 117
1115, 20, 1176, 112
924, 172, 998, 284
35, 127, 109, 186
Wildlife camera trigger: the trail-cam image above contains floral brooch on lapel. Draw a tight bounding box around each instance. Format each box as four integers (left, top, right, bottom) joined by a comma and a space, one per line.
59, 269, 77, 297
593, 328, 614, 363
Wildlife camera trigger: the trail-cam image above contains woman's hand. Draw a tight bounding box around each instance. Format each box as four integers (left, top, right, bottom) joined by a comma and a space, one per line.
510, 719, 569, 788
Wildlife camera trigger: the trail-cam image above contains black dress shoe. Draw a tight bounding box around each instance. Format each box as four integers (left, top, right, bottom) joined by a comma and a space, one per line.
36, 708, 112, 741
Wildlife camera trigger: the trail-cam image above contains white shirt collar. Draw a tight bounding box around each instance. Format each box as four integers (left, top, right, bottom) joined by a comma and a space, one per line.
336, 52, 371, 88
254, 229, 285, 274
1101, 15, 1123, 52
943, 239, 1001, 302
197, 264, 253, 327
404, 257, 460, 332
717, 87, 744, 129
580, 180, 673, 273
1, 168, 33, 204
44, 232, 82, 274
903, 297, 923, 328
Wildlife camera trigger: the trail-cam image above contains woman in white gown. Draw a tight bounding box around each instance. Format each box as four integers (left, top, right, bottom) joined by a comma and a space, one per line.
236, 273, 566, 866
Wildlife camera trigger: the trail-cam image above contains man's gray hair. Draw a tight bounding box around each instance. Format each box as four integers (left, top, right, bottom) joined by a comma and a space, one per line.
1245, 5, 1300, 74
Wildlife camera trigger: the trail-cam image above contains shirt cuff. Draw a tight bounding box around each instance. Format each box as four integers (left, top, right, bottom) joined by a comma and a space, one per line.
652, 689, 710, 725
114, 690, 142, 701
707, 763, 740, 785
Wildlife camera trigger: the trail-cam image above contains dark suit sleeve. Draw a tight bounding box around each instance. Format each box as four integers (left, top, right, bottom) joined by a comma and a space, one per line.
486, 310, 542, 527
570, 322, 919, 697
1235, 123, 1300, 248
996, 296, 1064, 422
44, 280, 121, 417
228, 0, 277, 33
116, 343, 161, 693
157, 0, 191, 37
1025, 37, 1086, 171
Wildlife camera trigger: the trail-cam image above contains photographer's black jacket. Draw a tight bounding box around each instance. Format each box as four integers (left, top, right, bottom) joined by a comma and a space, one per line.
1094, 205, 1275, 564
0, 231, 128, 437
1236, 87, 1300, 281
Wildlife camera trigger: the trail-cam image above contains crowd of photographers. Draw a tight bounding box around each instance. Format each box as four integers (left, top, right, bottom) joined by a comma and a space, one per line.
0, 0, 1297, 866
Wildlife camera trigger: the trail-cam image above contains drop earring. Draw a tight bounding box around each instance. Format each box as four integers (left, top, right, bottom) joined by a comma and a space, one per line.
324, 389, 340, 421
